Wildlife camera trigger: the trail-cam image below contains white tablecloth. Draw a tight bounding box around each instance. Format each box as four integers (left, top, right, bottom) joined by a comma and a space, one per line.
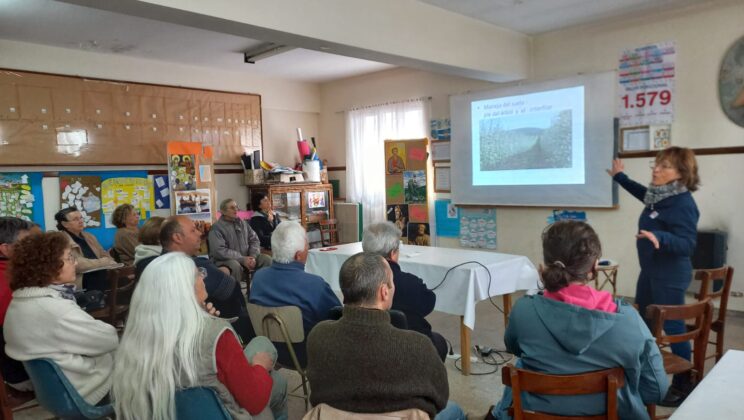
306, 242, 540, 329
670, 350, 743, 419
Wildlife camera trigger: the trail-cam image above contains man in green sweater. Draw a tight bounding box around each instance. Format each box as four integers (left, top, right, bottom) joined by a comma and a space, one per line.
306, 252, 465, 419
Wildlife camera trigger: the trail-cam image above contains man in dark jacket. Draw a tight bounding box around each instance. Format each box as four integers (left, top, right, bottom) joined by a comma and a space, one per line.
362, 222, 448, 360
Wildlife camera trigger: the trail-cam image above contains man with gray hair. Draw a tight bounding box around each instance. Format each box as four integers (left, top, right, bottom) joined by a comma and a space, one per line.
362, 221, 448, 360
306, 252, 464, 419
0, 217, 34, 398
249, 221, 340, 367
208, 198, 271, 284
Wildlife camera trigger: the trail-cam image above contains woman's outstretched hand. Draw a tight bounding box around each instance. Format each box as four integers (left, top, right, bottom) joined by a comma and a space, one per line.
606, 158, 624, 177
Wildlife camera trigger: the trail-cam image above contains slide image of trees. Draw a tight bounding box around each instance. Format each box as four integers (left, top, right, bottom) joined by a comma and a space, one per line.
403, 170, 427, 203
479, 110, 572, 171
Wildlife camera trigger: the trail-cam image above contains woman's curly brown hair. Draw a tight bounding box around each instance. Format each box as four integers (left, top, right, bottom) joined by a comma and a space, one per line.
8, 232, 69, 290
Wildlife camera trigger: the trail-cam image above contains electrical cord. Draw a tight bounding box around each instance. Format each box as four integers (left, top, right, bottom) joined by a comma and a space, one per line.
430, 260, 504, 313
452, 347, 514, 375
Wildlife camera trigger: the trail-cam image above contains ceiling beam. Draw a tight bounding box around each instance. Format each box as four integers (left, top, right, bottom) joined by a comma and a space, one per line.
61, 0, 531, 82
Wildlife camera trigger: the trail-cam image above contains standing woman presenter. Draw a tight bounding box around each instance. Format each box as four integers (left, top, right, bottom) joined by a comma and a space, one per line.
607, 146, 700, 407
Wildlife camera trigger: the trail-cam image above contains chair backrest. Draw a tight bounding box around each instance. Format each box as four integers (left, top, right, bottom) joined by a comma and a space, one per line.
694, 266, 734, 324
501, 365, 626, 420
175, 387, 231, 420
646, 299, 714, 382
246, 303, 305, 343
22, 358, 114, 419
91, 265, 137, 326
319, 218, 339, 246
302, 403, 430, 420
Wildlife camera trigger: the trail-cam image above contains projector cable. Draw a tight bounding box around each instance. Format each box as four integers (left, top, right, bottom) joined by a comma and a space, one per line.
430, 261, 504, 313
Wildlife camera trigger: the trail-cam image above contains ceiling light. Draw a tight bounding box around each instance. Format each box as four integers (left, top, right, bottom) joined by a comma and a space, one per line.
243, 43, 296, 64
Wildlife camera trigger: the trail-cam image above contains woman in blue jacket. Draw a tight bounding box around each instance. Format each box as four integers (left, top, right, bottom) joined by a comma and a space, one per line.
608, 147, 700, 406
490, 221, 668, 420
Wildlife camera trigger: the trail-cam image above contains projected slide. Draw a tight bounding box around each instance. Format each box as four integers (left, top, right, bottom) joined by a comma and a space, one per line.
471, 86, 584, 186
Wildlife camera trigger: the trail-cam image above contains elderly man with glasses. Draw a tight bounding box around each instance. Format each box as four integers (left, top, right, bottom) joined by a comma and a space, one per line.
208, 198, 272, 284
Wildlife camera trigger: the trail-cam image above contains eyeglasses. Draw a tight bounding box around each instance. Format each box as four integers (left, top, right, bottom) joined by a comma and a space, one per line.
649, 160, 674, 170
197, 267, 208, 279
63, 254, 77, 264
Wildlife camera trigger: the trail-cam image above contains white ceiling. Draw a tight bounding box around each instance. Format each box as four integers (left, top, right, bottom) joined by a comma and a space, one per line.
0, 0, 395, 83
0, 0, 709, 83
419, 0, 707, 35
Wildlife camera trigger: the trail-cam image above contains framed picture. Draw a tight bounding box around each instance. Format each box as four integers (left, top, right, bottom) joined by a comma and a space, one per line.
619, 126, 650, 152
431, 140, 451, 162
434, 166, 451, 192
650, 124, 671, 149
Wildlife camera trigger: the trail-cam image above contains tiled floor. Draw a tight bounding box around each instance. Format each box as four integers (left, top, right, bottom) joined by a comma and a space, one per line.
13, 297, 744, 419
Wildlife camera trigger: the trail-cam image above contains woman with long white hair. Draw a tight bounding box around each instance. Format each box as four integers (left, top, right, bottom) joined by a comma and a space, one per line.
112, 252, 287, 420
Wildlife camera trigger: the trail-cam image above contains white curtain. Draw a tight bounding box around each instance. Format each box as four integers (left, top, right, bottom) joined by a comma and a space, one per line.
346, 100, 427, 228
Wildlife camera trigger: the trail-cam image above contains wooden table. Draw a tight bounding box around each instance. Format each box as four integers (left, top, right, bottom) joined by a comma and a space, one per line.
595, 260, 618, 296
306, 242, 540, 375
669, 349, 743, 419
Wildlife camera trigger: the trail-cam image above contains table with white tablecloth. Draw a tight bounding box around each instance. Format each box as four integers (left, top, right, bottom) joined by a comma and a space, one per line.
670, 349, 743, 420
306, 242, 540, 375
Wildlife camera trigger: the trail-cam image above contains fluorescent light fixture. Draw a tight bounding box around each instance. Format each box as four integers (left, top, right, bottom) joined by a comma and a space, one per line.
243, 43, 296, 63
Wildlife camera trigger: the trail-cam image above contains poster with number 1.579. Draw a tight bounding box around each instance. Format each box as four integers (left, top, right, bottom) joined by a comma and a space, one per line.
618, 41, 676, 127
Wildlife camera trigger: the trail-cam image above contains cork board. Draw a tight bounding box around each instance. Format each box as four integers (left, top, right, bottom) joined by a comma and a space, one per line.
0, 69, 262, 165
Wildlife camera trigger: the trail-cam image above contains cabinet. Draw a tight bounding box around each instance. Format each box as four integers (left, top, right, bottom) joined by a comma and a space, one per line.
246, 183, 334, 244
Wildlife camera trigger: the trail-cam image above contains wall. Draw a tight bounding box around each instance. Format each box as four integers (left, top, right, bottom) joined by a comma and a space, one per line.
0, 39, 321, 222
319, 0, 744, 310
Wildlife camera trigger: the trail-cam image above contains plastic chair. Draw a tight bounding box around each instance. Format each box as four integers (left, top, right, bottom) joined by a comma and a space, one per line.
175, 387, 230, 420
691, 266, 734, 362
501, 365, 625, 420
246, 303, 309, 410
22, 358, 113, 420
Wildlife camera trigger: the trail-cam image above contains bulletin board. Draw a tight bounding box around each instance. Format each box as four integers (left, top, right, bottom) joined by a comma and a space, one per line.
0, 68, 262, 165
0, 172, 45, 229
384, 138, 430, 245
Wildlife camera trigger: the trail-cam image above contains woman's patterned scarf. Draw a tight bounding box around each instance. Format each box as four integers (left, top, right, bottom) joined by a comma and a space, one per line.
644, 181, 687, 207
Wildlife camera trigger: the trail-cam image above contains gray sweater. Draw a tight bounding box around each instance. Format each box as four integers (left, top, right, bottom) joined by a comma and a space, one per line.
208, 216, 261, 262
306, 306, 449, 417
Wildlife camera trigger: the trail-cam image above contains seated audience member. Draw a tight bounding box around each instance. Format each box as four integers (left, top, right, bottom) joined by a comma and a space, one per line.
112, 252, 287, 420
362, 221, 447, 360
133, 216, 165, 266
249, 193, 281, 251
307, 252, 465, 419
136, 216, 252, 341
5, 232, 118, 405
249, 221, 340, 368
0, 217, 34, 394
490, 221, 668, 420
55, 207, 116, 290
111, 203, 140, 265
209, 198, 272, 284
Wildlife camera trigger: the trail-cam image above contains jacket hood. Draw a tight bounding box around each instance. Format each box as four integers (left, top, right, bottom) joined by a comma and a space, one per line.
133, 244, 163, 264
251, 211, 267, 219
533, 294, 618, 355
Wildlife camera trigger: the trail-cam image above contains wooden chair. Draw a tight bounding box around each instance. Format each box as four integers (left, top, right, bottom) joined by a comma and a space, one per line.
645, 299, 714, 419
501, 365, 625, 420
89, 265, 136, 328
246, 303, 309, 410
691, 266, 734, 363
0, 370, 13, 420
319, 218, 339, 246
